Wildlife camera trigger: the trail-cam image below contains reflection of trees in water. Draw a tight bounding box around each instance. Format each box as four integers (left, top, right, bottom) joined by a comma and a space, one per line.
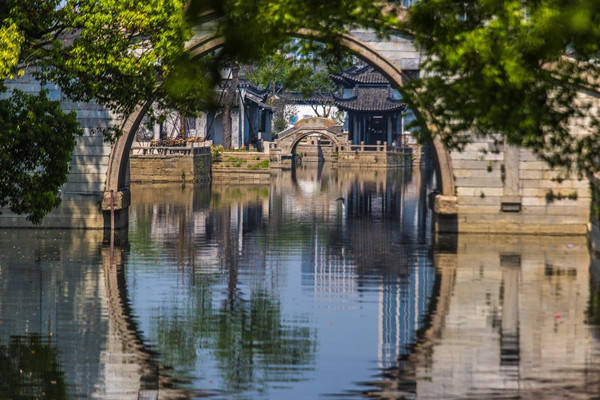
127, 166, 435, 395
134, 192, 317, 394
335, 166, 432, 276
153, 281, 316, 393
0, 334, 66, 400
0, 230, 108, 398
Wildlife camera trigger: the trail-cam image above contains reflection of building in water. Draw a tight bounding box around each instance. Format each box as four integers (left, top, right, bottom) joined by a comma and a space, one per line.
130, 183, 271, 277
290, 164, 436, 369
0, 231, 109, 397
378, 257, 435, 369
411, 235, 600, 398
301, 230, 358, 299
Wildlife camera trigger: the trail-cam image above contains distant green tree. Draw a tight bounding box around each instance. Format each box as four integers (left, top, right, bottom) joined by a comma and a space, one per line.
245, 45, 353, 129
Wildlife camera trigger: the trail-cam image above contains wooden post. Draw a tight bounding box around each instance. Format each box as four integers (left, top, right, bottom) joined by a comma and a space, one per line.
180, 113, 187, 139
110, 189, 114, 265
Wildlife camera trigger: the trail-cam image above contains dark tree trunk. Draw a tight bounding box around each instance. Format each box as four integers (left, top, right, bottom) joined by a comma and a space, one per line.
222, 103, 232, 149
221, 63, 240, 149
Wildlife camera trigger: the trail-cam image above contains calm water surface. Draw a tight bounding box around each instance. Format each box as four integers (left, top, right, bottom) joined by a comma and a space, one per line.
1, 164, 600, 399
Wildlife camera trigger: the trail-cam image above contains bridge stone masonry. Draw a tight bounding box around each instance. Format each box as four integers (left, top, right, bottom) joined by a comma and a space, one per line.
270, 117, 412, 168
0, 24, 594, 235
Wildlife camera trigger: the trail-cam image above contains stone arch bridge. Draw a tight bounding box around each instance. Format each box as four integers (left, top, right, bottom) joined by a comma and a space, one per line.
269, 117, 350, 165
0, 10, 593, 235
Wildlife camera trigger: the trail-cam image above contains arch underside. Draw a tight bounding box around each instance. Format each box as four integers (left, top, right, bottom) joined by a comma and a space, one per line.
287, 130, 342, 154
105, 31, 455, 196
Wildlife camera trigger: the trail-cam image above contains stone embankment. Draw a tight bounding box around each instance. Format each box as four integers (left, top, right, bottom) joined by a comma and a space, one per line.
435, 138, 591, 235
336, 143, 412, 168
211, 151, 271, 184
129, 146, 211, 184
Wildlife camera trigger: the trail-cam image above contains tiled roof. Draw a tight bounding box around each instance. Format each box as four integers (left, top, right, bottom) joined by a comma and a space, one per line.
333, 87, 407, 113
331, 64, 390, 86
284, 92, 334, 105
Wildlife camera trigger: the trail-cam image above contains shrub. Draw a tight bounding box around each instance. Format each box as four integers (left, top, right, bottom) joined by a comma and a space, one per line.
211, 145, 224, 162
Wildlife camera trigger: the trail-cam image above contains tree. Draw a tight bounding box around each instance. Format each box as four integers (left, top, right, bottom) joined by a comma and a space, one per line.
245, 44, 352, 132
0, 90, 80, 223
0, 0, 193, 221
221, 63, 240, 149
400, 0, 600, 177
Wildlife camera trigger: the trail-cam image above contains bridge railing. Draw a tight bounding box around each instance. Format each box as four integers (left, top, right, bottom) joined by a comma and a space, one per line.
267, 139, 412, 154
339, 141, 411, 154
131, 146, 211, 156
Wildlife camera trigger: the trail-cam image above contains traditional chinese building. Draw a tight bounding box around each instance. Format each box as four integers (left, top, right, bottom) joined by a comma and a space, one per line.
140, 80, 273, 149
204, 80, 274, 148
332, 64, 407, 146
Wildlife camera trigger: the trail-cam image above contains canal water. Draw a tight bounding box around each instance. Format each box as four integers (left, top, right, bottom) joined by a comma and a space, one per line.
1, 163, 600, 399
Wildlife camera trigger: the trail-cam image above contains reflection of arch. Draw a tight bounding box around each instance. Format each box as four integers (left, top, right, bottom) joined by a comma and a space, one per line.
362, 251, 457, 397
101, 246, 190, 399
105, 31, 456, 219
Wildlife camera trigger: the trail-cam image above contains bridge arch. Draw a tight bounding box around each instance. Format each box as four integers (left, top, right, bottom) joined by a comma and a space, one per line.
273, 117, 347, 156
104, 31, 456, 218
288, 129, 341, 155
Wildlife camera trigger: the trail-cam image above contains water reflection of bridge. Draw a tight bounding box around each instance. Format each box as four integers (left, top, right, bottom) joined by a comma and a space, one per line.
0, 230, 190, 399
368, 235, 600, 399
2, 165, 598, 398
130, 163, 438, 385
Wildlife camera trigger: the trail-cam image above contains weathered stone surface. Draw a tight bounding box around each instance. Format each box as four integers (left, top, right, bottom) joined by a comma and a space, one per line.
454, 177, 503, 188
454, 168, 501, 179
434, 195, 458, 215
101, 189, 130, 211
450, 151, 504, 161
212, 171, 271, 184
130, 151, 211, 184
0, 194, 105, 229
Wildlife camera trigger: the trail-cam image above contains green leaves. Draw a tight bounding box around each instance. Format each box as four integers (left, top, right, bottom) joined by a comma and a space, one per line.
0, 0, 194, 221
50, 0, 190, 115
404, 0, 600, 176
0, 22, 23, 80
0, 90, 80, 223
187, 0, 393, 67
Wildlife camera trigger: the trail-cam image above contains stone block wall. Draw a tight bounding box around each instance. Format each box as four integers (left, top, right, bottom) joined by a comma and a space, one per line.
295, 142, 336, 163
437, 138, 591, 235
349, 29, 421, 71
130, 150, 211, 184
337, 150, 412, 168
212, 151, 271, 184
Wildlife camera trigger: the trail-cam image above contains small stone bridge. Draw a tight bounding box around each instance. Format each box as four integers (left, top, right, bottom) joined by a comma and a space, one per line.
269, 117, 350, 166
0, 6, 595, 235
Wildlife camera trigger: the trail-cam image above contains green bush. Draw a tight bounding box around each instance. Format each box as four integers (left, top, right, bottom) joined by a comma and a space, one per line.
274, 117, 288, 133
211, 145, 224, 162
249, 159, 269, 170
